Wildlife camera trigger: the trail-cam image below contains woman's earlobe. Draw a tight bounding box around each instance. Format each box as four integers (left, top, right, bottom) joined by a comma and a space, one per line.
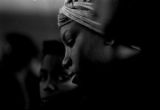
116, 45, 141, 60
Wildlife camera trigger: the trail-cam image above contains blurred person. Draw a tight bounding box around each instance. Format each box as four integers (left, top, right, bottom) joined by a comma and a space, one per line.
0, 35, 11, 61
58, 0, 154, 109
40, 40, 79, 109
0, 32, 40, 110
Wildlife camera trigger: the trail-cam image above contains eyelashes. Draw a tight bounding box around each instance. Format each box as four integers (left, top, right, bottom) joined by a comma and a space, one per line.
66, 38, 75, 47
63, 31, 76, 47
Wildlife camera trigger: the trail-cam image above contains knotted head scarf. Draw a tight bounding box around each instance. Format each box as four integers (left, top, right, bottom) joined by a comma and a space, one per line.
58, 0, 104, 34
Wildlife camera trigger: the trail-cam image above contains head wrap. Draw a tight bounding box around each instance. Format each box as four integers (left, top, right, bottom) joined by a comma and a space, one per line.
58, 0, 104, 34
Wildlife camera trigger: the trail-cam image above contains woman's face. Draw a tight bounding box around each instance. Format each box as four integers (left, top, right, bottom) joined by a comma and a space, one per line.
60, 22, 109, 85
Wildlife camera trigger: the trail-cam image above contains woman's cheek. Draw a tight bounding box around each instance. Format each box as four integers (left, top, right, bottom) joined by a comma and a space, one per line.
83, 39, 98, 62
71, 43, 81, 72
81, 37, 92, 58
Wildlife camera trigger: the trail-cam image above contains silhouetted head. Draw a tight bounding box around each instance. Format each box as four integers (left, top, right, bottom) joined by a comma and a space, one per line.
1, 32, 38, 73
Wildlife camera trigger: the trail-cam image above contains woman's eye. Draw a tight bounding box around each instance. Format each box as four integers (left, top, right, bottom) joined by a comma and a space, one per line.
63, 31, 77, 47
66, 38, 75, 47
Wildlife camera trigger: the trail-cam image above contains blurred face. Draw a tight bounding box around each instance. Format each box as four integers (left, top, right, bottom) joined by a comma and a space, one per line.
40, 54, 77, 102
60, 22, 111, 85
0, 38, 11, 61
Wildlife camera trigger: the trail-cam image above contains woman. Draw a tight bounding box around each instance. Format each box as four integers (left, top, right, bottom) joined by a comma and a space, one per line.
57, 0, 153, 109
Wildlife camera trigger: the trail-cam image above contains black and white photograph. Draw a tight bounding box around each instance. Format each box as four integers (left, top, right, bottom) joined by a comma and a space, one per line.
0, 0, 157, 109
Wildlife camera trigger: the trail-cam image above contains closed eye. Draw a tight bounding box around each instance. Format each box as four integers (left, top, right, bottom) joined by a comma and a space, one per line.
62, 31, 75, 47
62, 31, 74, 47
66, 38, 75, 47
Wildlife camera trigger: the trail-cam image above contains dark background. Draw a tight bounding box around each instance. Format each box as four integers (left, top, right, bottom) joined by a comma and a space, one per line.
0, 0, 64, 50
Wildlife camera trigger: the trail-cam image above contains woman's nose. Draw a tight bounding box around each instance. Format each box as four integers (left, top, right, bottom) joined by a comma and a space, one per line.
62, 57, 72, 69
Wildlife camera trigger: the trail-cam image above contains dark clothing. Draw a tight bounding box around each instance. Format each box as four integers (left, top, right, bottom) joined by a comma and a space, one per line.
1, 72, 25, 109
40, 87, 84, 110
105, 54, 153, 108
78, 52, 156, 109
25, 70, 40, 110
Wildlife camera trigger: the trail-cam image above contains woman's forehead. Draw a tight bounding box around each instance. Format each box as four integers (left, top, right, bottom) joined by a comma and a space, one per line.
60, 22, 80, 35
